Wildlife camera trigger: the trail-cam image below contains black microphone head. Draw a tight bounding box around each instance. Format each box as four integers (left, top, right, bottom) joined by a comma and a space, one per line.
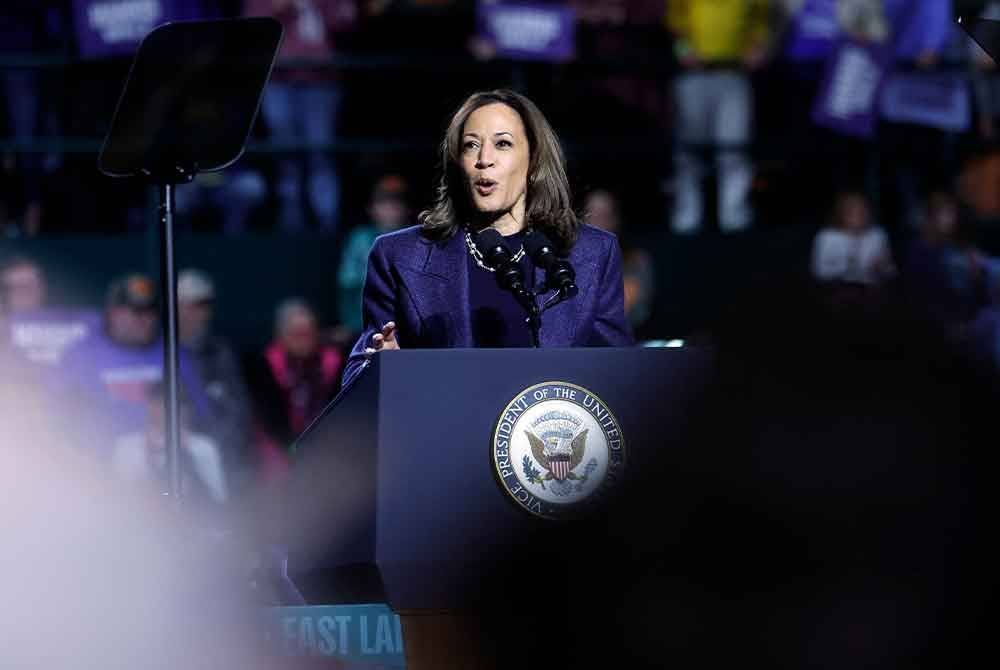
473, 228, 512, 269
523, 229, 558, 268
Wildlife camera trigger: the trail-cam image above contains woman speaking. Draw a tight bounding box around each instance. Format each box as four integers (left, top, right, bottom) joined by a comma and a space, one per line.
342, 90, 633, 384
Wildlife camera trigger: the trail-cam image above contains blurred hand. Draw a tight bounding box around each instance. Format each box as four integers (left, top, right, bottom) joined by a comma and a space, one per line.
915, 50, 939, 69
980, 115, 995, 140
742, 45, 767, 70
874, 253, 896, 278
677, 49, 701, 68
364, 321, 400, 355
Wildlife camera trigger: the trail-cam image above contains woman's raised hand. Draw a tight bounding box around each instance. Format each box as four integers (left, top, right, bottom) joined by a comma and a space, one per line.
364, 321, 400, 355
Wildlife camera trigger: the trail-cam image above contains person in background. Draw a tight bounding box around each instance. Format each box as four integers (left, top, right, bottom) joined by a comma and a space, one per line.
51, 274, 210, 456
905, 191, 989, 329
337, 174, 409, 334
177, 269, 253, 488
0, 256, 46, 312
667, 0, 770, 234
879, 0, 963, 231
583, 189, 656, 335
811, 191, 895, 286
248, 298, 343, 447
243, 0, 358, 234
112, 382, 228, 505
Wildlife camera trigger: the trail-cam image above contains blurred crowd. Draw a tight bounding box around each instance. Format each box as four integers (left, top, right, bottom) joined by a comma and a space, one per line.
5, 0, 1000, 503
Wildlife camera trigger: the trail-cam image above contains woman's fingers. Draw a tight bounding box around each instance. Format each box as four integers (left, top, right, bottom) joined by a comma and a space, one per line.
366, 322, 400, 356
381, 322, 400, 349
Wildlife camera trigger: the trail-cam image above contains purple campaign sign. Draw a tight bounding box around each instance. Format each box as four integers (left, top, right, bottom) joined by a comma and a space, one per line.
5, 308, 101, 366
476, 1, 576, 62
783, 0, 840, 62
880, 72, 971, 132
73, 0, 211, 59
812, 39, 890, 138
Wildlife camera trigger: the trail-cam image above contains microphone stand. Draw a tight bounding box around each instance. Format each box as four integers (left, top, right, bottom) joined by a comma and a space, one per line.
519, 288, 542, 348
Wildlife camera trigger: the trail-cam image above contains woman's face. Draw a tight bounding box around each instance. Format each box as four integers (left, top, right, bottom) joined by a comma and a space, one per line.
459, 103, 530, 224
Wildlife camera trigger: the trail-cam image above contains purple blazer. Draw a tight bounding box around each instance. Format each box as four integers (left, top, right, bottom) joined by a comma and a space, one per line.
343, 223, 634, 384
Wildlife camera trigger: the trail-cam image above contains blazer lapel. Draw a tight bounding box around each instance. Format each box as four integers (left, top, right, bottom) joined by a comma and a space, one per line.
416, 231, 472, 347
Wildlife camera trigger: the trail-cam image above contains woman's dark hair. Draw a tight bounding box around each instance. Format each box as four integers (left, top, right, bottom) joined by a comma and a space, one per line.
419, 89, 579, 250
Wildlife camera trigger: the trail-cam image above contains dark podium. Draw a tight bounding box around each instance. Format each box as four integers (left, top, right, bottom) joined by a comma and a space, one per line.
285, 347, 712, 668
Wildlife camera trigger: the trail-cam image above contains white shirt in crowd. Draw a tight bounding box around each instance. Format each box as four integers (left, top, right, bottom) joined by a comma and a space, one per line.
112, 432, 228, 503
811, 225, 894, 285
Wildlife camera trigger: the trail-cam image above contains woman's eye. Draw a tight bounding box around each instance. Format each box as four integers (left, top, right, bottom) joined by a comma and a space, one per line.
463, 141, 478, 151
497, 139, 512, 148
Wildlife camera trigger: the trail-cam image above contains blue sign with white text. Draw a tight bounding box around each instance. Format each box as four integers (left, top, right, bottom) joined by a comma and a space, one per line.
262, 604, 406, 669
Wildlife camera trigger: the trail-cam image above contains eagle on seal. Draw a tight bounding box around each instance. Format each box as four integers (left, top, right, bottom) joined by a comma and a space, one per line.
525, 428, 588, 482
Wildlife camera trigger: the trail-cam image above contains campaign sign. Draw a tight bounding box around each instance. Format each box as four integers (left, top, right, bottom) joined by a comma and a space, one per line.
5, 309, 100, 366
72, 0, 212, 58
812, 39, 890, 138
476, 0, 575, 62
880, 72, 971, 132
262, 605, 405, 669
783, 0, 840, 61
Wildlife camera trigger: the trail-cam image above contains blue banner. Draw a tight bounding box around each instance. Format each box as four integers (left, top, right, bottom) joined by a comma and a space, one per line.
262, 604, 406, 669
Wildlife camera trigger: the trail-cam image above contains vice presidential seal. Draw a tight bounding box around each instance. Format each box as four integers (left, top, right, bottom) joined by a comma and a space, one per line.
492, 381, 625, 520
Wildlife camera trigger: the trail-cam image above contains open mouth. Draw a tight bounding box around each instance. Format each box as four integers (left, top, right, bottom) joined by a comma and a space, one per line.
474, 178, 498, 195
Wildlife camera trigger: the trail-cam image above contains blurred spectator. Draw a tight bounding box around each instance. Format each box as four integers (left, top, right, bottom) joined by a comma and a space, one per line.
905, 191, 989, 328
173, 168, 267, 234
779, 0, 890, 213
583, 189, 657, 333
247, 298, 343, 447
2, 257, 99, 367
112, 382, 228, 504
0, 256, 46, 312
337, 174, 409, 333
878, 0, 966, 230
811, 191, 895, 285
52, 274, 211, 455
243, 0, 358, 234
667, 0, 770, 234
177, 268, 253, 485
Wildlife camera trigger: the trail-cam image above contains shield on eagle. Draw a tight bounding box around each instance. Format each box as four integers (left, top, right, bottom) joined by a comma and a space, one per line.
525, 428, 588, 482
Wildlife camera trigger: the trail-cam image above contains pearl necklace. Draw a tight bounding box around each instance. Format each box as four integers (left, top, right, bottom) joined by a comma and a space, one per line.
465, 231, 526, 272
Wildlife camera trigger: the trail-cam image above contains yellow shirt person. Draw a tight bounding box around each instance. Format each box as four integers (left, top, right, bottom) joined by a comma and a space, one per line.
667, 0, 770, 65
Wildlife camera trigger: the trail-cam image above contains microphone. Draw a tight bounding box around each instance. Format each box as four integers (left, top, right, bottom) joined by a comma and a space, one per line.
474, 228, 527, 294
524, 229, 578, 299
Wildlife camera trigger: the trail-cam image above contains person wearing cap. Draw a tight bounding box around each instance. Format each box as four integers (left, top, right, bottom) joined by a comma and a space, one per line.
49, 273, 211, 457
177, 269, 253, 486
337, 175, 410, 334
